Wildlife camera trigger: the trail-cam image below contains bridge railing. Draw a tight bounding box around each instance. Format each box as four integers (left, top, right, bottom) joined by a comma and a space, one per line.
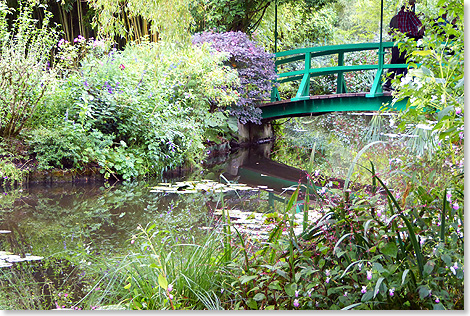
270, 42, 408, 102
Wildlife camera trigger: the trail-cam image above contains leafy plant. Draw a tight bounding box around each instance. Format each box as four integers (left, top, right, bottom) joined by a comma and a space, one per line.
0, 3, 59, 138
192, 31, 277, 124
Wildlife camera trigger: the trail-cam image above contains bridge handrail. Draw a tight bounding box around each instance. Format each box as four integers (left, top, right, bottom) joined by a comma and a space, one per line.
271, 41, 406, 102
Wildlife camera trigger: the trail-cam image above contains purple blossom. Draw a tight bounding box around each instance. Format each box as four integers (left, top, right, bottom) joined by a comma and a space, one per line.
446, 192, 452, 202
295, 290, 299, 297
452, 202, 459, 210
361, 286, 367, 294
192, 31, 277, 125
367, 270, 372, 280
293, 299, 299, 308
389, 288, 394, 296
326, 277, 330, 283
435, 298, 440, 303
168, 284, 173, 292
455, 107, 462, 115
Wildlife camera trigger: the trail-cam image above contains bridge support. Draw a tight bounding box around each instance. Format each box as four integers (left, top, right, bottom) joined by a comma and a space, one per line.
237, 121, 274, 145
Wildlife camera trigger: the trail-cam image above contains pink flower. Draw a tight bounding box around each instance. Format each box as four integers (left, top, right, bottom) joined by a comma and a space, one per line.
169, 294, 173, 300
361, 286, 367, 294
326, 277, 330, 283
343, 291, 348, 297
446, 192, 452, 202
367, 270, 372, 280
453, 202, 459, 210
295, 290, 299, 297
168, 284, 173, 292
293, 299, 299, 308
389, 288, 394, 296
456, 107, 462, 115
435, 298, 440, 303
131, 239, 135, 244
119, 64, 125, 70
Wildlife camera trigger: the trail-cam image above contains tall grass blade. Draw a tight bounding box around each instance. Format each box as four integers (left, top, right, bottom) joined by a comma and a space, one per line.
369, 170, 424, 277
440, 190, 447, 243
344, 141, 384, 191
261, 186, 300, 258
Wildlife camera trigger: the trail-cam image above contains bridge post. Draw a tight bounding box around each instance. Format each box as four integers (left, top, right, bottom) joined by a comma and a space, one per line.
292, 52, 311, 101
336, 52, 348, 93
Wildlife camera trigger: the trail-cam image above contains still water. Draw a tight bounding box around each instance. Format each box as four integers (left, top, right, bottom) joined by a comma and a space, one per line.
0, 145, 301, 261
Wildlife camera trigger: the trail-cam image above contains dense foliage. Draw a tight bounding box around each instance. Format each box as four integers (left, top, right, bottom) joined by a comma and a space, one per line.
0, 4, 58, 138
193, 31, 277, 124
26, 39, 240, 178
0, 0, 464, 311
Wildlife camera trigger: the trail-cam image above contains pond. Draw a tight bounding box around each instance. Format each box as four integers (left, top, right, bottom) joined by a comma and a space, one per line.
0, 113, 399, 309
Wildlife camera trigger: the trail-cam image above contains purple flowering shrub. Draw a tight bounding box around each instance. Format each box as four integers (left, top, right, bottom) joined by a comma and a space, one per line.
192, 31, 277, 124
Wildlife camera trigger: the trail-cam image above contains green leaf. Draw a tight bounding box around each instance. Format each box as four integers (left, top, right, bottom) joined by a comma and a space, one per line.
373, 277, 385, 298
373, 262, 386, 273
333, 233, 354, 255
268, 282, 282, 291
342, 303, 363, 310
253, 293, 266, 302
361, 291, 374, 302
239, 275, 257, 284
265, 305, 275, 310
401, 269, 410, 285
441, 253, 452, 266
146, 223, 156, 233
437, 106, 454, 121
433, 303, 445, 310
424, 260, 435, 276
124, 283, 131, 290
418, 285, 431, 299
380, 242, 398, 258
157, 274, 168, 290
246, 298, 258, 309
412, 50, 432, 57
284, 283, 297, 297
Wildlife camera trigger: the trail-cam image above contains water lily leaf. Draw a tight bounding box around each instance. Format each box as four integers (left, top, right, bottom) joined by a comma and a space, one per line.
24, 256, 44, 261
0, 260, 13, 268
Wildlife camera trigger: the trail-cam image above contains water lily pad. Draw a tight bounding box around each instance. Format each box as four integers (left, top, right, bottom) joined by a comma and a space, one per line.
0, 260, 12, 268
6, 255, 26, 262
0, 230, 11, 234
151, 180, 256, 194
24, 255, 44, 261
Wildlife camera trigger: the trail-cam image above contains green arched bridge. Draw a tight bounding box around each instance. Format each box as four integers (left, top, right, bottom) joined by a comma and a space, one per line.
260, 42, 409, 120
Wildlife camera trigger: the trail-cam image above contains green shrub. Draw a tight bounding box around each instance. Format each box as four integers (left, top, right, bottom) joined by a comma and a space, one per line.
0, 3, 59, 138
48, 40, 240, 179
